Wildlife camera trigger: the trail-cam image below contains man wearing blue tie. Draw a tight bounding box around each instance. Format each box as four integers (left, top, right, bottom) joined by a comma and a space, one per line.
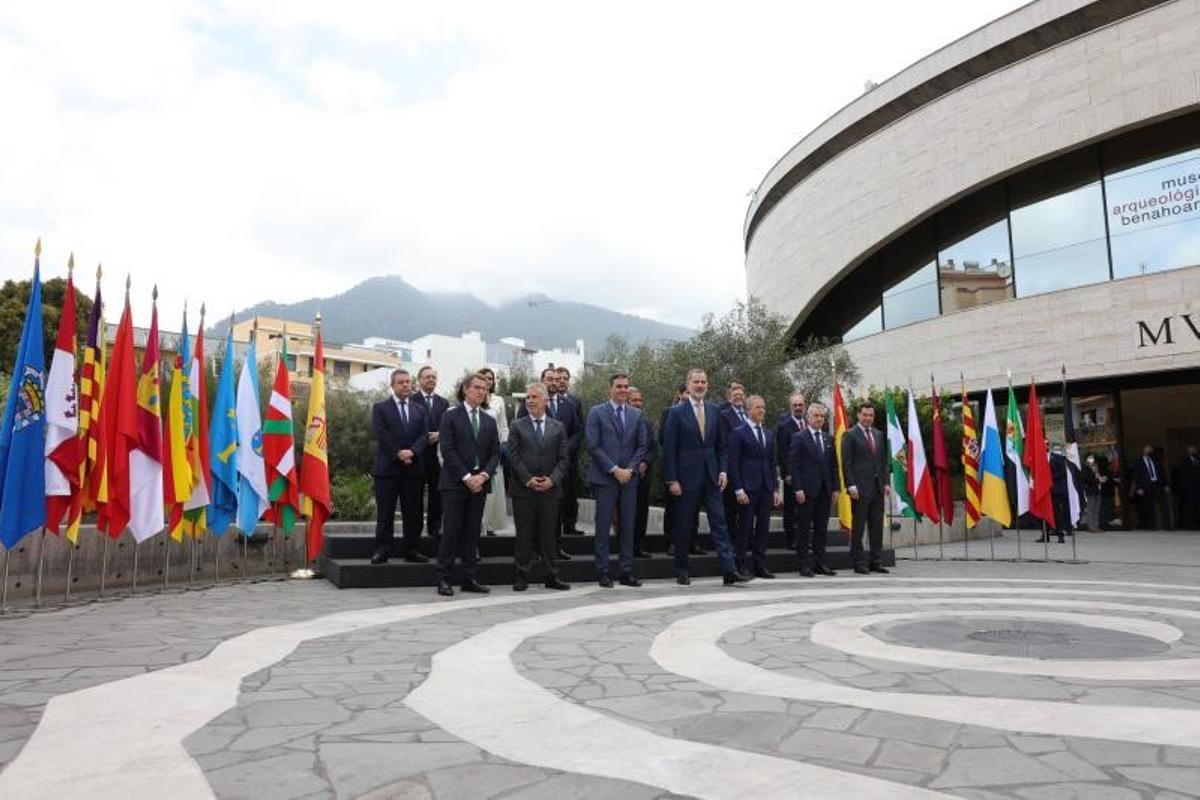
728, 395, 781, 578
662, 368, 746, 586
586, 373, 648, 587
370, 369, 429, 564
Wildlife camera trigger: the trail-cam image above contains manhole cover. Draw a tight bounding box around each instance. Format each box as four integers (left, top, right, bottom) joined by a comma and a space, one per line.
968, 629, 1073, 645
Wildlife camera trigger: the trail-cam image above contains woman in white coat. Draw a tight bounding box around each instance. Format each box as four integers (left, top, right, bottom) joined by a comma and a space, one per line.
478, 367, 510, 534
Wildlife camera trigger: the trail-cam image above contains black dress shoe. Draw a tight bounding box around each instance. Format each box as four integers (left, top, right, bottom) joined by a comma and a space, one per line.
723, 572, 748, 586
461, 579, 491, 593
1034, 535, 1050, 543
436, 580, 454, 596
619, 574, 642, 587
676, 575, 691, 586
869, 565, 889, 574
598, 575, 614, 588
690, 544, 706, 555
633, 548, 651, 558
753, 569, 776, 579
370, 553, 388, 565
544, 577, 571, 591
799, 568, 815, 578
555, 548, 572, 561
513, 575, 529, 592
815, 566, 837, 576
404, 552, 429, 563
854, 566, 870, 575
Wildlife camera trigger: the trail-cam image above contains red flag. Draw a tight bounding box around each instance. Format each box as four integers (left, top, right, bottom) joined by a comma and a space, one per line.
45, 268, 82, 534
299, 329, 331, 563
930, 385, 954, 525
97, 295, 138, 539
1023, 382, 1055, 528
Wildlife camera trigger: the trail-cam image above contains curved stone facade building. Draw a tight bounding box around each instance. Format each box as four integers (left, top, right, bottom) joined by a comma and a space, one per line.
745, 0, 1200, 486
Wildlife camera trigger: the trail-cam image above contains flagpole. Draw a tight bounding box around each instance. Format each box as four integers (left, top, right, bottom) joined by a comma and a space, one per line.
1063, 364, 1079, 563
34, 529, 47, 609
1, 548, 9, 613
132, 539, 139, 595
931, 375, 945, 561
163, 536, 171, 590
99, 536, 109, 597
908, 383, 921, 563
214, 534, 221, 585
64, 539, 75, 603
189, 535, 196, 587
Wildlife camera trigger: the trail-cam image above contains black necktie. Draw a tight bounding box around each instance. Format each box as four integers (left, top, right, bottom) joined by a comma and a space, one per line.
755, 425, 765, 449
813, 429, 822, 453
534, 419, 543, 443
398, 399, 408, 426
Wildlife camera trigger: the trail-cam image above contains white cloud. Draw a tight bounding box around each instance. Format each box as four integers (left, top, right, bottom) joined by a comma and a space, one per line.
0, 0, 1024, 332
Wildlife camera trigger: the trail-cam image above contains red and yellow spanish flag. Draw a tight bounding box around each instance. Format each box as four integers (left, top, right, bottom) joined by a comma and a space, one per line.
45, 259, 82, 539
831, 377, 854, 534
960, 379, 981, 529
299, 327, 331, 563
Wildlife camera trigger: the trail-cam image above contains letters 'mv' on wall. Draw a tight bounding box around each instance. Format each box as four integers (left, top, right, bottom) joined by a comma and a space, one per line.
1136, 312, 1200, 354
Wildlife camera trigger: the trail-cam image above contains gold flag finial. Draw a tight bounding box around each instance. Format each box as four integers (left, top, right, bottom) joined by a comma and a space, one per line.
34, 238, 42, 258
152, 284, 159, 303
96, 263, 103, 283
68, 252, 75, 278
125, 273, 132, 297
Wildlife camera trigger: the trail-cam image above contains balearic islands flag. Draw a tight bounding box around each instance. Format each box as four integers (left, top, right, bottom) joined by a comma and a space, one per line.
45, 260, 82, 538
906, 386, 940, 523
236, 332, 269, 534
884, 391, 914, 518
979, 388, 1011, 527
128, 292, 164, 542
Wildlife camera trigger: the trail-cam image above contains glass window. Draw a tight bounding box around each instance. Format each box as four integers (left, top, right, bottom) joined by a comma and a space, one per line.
1010, 182, 1110, 297
843, 305, 882, 342
285, 354, 297, 371
1105, 146, 1200, 279
882, 261, 938, 328
938, 219, 1014, 312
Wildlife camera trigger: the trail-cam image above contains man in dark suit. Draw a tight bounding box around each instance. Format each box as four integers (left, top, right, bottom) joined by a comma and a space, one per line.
518, 367, 578, 559
719, 380, 749, 543
1131, 445, 1171, 529
842, 401, 889, 574
1177, 445, 1200, 530
436, 372, 501, 596
789, 402, 838, 577
728, 395, 780, 579
662, 368, 746, 586
507, 381, 570, 591
586, 373, 649, 587
1044, 447, 1072, 543
371, 369, 429, 564
416, 366, 450, 537
776, 391, 807, 549
629, 387, 656, 558
659, 384, 692, 555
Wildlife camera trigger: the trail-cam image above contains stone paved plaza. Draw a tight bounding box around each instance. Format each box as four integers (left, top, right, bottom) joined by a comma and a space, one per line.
0, 531, 1198, 798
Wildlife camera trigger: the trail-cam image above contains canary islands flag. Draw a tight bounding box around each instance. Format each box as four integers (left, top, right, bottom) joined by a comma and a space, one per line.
978, 387, 1011, 527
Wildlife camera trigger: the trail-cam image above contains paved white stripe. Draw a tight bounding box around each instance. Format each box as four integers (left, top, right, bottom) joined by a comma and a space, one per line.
0, 591, 594, 800
811, 609, 1192, 680
651, 596, 1200, 747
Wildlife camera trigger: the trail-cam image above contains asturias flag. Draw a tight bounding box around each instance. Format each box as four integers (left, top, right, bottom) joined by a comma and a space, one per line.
208, 328, 238, 535
0, 249, 47, 549
129, 294, 164, 542
979, 388, 1011, 527
300, 327, 331, 563
45, 261, 82, 537
906, 386, 940, 523
884, 391, 914, 518
236, 333, 269, 534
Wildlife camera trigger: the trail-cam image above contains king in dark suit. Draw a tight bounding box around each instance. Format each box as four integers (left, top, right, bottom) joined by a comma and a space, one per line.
370, 369, 429, 564
586, 373, 649, 587
662, 368, 746, 586
727, 395, 780, 578
416, 366, 450, 537
435, 372, 501, 596
841, 401, 889, 574
788, 403, 837, 577
507, 382, 571, 591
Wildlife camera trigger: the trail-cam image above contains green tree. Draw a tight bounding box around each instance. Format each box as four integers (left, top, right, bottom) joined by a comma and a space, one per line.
0, 277, 94, 371
866, 385, 965, 500
786, 335, 860, 408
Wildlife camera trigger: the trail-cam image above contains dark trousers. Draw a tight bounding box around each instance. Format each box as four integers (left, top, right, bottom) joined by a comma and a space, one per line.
513, 494, 560, 580
673, 482, 737, 576
1137, 488, 1171, 530
850, 490, 885, 569
437, 488, 486, 583
1181, 490, 1200, 530
559, 461, 580, 537
634, 475, 650, 550
1050, 494, 1073, 535
735, 490, 772, 572
782, 482, 798, 547
422, 456, 443, 535
373, 474, 425, 557
593, 480, 638, 578
662, 491, 676, 535
795, 488, 832, 570
723, 487, 741, 548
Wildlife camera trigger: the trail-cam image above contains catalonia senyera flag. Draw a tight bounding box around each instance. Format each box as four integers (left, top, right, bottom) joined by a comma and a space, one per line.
208, 327, 238, 535
300, 327, 331, 563
97, 288, 137, 539
830, 376, 853, 534
264, 338, 299, 534
45, 258, 82, 539
128, 291, 164, 542
0, 244, 47, 549
979, 387, 1012, 527
960, 380, 982, 529
182, 308, 211, 536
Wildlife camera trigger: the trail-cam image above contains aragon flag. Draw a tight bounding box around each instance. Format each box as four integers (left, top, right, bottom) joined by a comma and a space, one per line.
45, 258, 82, 538
884, 391, 914, 518
300, 326, 331, 563
128, 290, 164, 542
264, 338, 300, 534
97, 284, 139, 539
830, 377, 853, 534
0, 244, 47, 549
907, 386, 940, 523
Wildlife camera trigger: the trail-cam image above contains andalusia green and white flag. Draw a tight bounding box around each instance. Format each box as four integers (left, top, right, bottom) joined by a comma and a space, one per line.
885, 392, 916, 518
1005, 381, 1030, 516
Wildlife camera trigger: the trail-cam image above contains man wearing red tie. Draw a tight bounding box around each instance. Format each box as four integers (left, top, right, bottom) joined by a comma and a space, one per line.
841, 401, 889, 575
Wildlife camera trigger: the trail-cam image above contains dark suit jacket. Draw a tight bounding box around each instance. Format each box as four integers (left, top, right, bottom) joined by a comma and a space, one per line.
663, 399, 726, 491
519, 393, 582, 458
371, 396, 429, 478
789, 426, 836, 496
417, 392, 450, 465
841, 424, 887, 500
640, 416, 658, 471
506, 416, 568, 499
775, 414, 806, 482
585, 403, 648, 486
437, 404, 501, 491
1133, 455, 1168, 492
1050, 452, 1071, 500
720, 404, 749, 437
728, 422, 777, 496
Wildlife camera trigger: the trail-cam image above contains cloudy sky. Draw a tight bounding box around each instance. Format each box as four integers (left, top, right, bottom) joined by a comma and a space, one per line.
0, 0, 1023, 330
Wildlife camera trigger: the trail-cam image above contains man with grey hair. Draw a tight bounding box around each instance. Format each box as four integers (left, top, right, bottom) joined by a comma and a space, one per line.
789, 401, 837, 577
776, 391, 807, 549
371, 369, 429, 564
507, 382, 571, 591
